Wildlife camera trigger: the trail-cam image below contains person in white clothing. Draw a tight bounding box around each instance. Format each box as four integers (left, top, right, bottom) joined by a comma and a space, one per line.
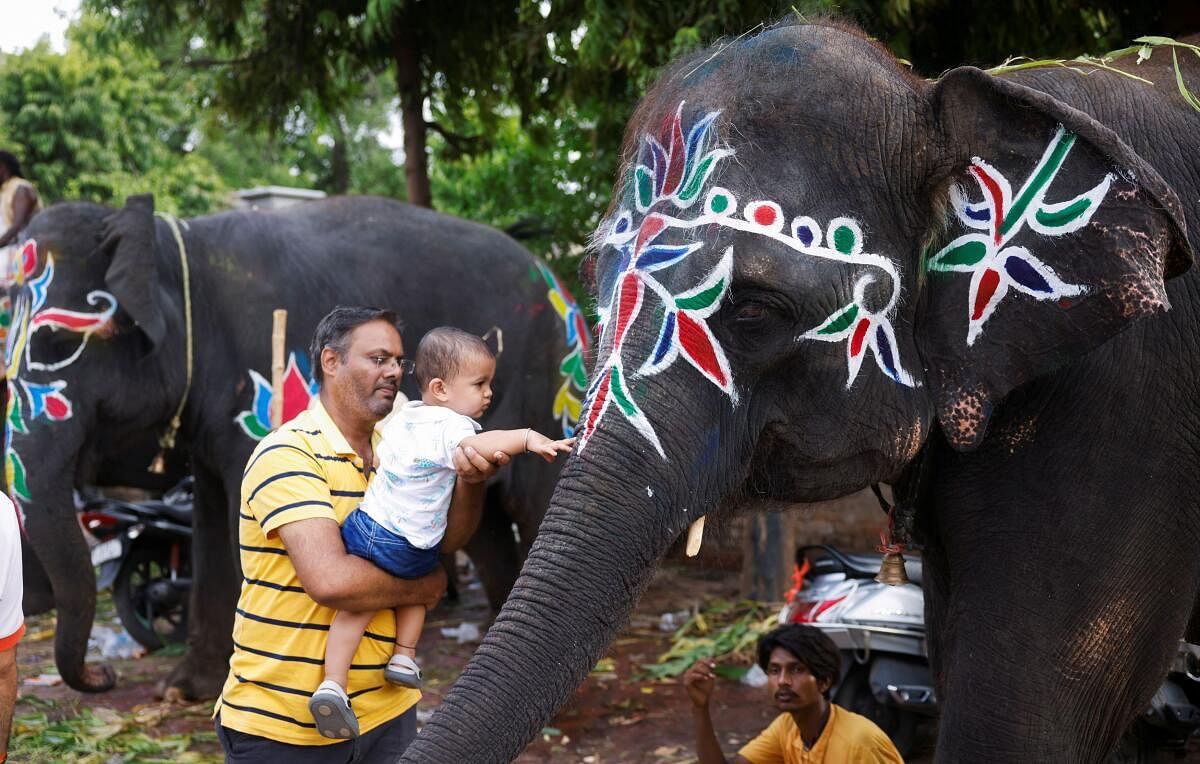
0, 493, 25, 764
308, 326, 573, 739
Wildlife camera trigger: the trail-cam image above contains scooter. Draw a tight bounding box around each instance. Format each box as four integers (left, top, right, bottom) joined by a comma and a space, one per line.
79, 477, 193, 652
779, 544, 1200, 760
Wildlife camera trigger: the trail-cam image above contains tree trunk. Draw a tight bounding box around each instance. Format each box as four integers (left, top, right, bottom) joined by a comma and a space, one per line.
392, 22, 430, 208
329, 115, 349, 195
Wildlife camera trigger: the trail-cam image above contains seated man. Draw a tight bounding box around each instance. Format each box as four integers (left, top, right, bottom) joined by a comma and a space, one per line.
684, 624, 904, 763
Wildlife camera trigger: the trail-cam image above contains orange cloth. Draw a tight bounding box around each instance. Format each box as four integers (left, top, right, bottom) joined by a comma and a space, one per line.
738, 703, 904, 764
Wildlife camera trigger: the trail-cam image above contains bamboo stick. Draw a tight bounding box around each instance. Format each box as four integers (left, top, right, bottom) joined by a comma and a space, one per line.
269, 309, 287, 430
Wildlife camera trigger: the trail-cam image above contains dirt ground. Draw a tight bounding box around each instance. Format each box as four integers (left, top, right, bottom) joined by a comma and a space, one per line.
13, 553, 938, 763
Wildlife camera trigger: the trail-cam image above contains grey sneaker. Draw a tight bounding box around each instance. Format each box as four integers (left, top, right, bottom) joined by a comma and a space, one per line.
383, 654, 423, 689
308, 679, 360, 739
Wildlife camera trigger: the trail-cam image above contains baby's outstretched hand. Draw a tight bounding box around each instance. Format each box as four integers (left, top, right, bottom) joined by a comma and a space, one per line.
527, 431, 576, 463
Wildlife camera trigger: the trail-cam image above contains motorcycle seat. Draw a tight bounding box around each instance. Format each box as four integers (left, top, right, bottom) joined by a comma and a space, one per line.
805, 546, 924, 586
156, 503, 193, 525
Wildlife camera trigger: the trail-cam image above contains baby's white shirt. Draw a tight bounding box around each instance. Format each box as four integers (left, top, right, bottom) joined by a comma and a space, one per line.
360, 401, 481, 549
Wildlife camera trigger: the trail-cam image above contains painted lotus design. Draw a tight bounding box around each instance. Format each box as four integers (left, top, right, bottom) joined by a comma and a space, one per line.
235, 353, 319, 439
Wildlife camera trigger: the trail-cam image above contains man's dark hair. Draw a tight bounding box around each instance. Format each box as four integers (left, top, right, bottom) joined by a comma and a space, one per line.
415, 326, 493, 389
0, 151, 23, 178
309, 306, 401, 385
756, 625, 842, 699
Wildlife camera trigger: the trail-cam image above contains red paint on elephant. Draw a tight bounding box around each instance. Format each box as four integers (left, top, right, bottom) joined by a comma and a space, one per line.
850, 318, 871, 357
677, 312, 726, 386
752, 205, 777, 227
584, 372, 612, 438
613, 273, 644, 348
635, 215, 666, 255
973, 269, 1001, 320
44, 395, 70, 420
281, 363, 312, 424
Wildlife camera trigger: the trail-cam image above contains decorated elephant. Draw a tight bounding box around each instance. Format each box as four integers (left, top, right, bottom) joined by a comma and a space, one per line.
407, 22, 1199, 762
7, 194, 589, 696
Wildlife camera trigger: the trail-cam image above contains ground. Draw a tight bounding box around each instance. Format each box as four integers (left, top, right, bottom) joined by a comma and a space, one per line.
11, 558, 937, 762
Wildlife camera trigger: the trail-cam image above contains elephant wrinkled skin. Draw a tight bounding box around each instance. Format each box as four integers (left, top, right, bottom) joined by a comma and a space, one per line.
407, 22, 1200, 763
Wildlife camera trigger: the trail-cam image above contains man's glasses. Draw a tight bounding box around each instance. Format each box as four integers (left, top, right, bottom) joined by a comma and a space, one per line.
398, 359, 416, 376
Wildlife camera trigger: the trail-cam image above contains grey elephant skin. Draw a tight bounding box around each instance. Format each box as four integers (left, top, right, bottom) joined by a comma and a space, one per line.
406, 22, 1200, 763
9, 195, 582, 697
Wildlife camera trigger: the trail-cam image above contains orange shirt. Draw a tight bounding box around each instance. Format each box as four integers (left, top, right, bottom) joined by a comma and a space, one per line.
739, 704, 904, 764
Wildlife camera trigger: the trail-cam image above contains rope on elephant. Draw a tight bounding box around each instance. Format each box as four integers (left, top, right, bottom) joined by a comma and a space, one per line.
149, 212, 193, 474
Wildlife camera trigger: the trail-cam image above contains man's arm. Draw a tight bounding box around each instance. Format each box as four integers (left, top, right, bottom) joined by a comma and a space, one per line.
684, 659, 744, 764
441, 445, 508, 552
277, 517, 446, 612
0, 187, 34, 247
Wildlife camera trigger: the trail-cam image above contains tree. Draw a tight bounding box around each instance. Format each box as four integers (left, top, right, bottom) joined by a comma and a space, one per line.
0, 17, 227, 215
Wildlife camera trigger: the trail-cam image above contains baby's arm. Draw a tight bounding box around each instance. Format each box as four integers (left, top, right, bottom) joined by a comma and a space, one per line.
459, 429, 574, 463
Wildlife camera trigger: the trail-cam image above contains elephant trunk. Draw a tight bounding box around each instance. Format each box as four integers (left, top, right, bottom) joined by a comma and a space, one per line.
12, 426, 116, 692
404, 448, 702, 762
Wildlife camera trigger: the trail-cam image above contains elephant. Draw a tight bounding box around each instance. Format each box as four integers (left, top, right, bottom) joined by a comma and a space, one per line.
406, 21, 1200, 763
7, 194, 590, 696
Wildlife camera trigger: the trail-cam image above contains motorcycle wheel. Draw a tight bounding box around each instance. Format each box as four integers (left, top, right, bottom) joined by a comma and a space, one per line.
112, 541, 189, 652
833, 664, 920, 757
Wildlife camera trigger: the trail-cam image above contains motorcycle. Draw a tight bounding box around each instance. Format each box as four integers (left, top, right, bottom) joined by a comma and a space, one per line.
779, 544, 1200, 760
79, 477, 193, 652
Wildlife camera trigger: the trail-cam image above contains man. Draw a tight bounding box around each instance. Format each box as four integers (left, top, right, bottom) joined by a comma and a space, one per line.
684, 624, 903, 763
214, 306, 507, 762
0, 150, 39, 250
0, 493, 24, 763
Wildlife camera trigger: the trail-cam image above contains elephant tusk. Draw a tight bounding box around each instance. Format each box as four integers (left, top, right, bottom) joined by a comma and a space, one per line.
685, 516, 706, 557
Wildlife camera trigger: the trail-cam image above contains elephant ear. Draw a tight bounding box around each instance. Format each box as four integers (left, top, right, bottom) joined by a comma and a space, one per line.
100, 194, 166, 351
921, 66, 1192, 450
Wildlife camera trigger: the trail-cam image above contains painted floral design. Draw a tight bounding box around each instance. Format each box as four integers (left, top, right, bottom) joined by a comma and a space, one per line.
535, 261, 589, 437
580, 103, 916, 456
928, 125, 1111, 345
4, 241, 120, 507
234, 352, 319, 439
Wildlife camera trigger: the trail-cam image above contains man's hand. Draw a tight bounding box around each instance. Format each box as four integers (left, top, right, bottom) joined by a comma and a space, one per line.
278, 517, 447, 611
453, 444, 509, 484
684, 659, 717, 709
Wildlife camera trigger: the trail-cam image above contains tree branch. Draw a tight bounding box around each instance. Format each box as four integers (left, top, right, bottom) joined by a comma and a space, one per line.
423, 120, 485, 156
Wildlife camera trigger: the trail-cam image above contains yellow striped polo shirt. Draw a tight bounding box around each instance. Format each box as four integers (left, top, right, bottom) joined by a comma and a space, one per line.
215, 400, 419, 745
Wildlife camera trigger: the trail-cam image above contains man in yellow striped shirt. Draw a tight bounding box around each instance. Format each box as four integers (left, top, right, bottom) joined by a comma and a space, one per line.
215, 306, 506, 762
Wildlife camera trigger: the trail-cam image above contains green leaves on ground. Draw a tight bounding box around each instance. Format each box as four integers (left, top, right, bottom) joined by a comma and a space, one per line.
640, 599, 778, 680
10, 703, 220, 763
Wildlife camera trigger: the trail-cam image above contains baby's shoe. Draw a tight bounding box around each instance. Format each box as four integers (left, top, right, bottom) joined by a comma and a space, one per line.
308, 679, 360, 739
384, 654, 423, 688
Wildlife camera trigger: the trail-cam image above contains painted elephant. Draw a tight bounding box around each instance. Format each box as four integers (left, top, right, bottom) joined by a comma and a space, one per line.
7, 194, 589, 695
407, 22, 1200, 763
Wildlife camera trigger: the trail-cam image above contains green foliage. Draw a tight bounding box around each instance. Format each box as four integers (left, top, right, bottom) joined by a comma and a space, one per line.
0, 19, 228, 215
639, 599, 778, 680
10, 704, 220, 763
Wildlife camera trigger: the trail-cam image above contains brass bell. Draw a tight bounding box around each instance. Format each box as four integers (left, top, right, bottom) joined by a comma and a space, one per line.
875, 551, 911, 586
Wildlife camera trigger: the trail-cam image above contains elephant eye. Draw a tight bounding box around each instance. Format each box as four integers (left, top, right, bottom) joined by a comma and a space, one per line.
734, 302, 766, 322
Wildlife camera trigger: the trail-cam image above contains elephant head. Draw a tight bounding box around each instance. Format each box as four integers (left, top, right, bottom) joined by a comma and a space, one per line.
405, 22, 1191, 761
7, 194, 184, 691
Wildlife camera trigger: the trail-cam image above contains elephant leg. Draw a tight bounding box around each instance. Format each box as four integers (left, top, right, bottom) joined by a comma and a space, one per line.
20, 533, 54, 616
462, 485, 521, 611
926, 482, 1200, 761
159, 461, 238, 700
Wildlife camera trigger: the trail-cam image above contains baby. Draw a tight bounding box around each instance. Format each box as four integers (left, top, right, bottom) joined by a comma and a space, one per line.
308, 326, 574, 739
